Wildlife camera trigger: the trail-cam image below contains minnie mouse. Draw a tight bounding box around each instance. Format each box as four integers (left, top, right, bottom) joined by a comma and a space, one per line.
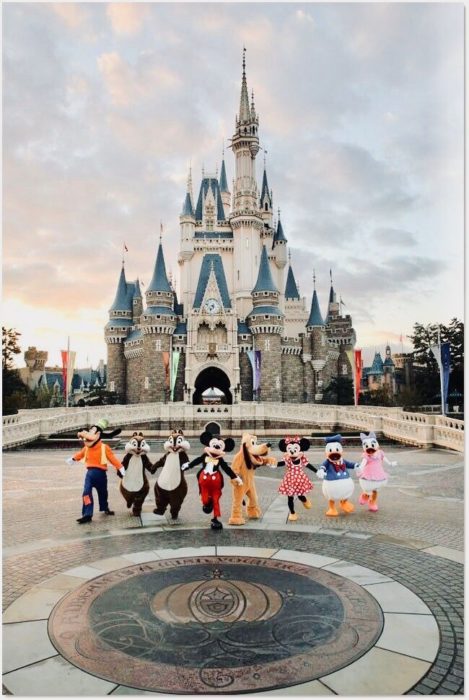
277, 436, 317, 521
182, 431, 242, 530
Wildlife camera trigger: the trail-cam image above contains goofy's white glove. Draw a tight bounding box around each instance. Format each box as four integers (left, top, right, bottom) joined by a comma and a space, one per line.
65, 457, 75, 466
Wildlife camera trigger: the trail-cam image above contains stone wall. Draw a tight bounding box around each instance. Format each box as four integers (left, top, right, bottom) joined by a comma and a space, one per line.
257, 333, 282, 402
140, 334, 171, 403
107, 343, 126, 401
281, 354, 303, 403
126, 353, 144, 404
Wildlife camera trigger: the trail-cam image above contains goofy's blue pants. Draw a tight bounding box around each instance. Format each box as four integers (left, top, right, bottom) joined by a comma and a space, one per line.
82, 467, 109, 517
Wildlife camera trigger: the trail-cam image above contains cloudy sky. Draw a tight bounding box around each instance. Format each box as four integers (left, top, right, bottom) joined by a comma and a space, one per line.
3, 2, 464, 369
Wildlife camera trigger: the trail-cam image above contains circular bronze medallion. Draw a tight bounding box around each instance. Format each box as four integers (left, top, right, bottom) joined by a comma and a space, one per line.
49, 555, 383, 694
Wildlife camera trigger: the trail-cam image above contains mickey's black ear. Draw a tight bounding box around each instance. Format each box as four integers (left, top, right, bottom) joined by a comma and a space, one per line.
132, 431, 138, 436
200, 431, 212, 446
300, 438, 310, 451
138, 432, 143, 437
279, 439, 287, 452
224, 438, 235, 452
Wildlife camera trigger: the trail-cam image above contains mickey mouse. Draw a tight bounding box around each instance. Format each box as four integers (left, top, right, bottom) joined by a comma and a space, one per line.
182, 431, 242, 530
277, 436, 317, 521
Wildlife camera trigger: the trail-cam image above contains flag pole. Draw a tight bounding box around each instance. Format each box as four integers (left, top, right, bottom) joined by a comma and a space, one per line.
65, 336, 70, 408
438, 326, 445, 416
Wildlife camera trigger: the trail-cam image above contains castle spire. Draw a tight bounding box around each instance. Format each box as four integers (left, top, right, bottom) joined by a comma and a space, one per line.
148, 240, 172, 293
109, 265, 131, 312
181, 165, 195, 216
219, 155, 229, 193
252, 244, 278, 294
285, 263, 300, 301
307, 288, 324, 328
239, 47, 251, 123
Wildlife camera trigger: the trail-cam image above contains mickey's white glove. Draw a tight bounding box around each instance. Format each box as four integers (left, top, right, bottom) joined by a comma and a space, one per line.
316, 468, 325, 480
234, 476, 243, 486
118, 467, 126, 478
390, 461, 397, 467
181, 462, 190, 471
268, 463, 278, 469
65, 457, 75, 466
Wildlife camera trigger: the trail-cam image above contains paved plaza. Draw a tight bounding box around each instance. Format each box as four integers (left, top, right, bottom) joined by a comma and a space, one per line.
2, 443, 464, 695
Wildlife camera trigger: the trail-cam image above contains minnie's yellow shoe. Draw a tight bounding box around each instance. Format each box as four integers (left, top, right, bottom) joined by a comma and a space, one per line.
302, 499, 312, 509
288, 513, 298, 521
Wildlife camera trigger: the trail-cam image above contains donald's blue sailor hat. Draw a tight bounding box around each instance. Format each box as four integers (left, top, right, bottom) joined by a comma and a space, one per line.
324, 434, 343, 445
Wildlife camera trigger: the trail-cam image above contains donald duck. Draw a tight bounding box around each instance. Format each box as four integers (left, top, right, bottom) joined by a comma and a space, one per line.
317, 434, 359, 517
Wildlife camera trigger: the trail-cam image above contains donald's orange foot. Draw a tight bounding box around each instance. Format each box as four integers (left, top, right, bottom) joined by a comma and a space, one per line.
340, 499, 355, 513
326, 500, 338, 517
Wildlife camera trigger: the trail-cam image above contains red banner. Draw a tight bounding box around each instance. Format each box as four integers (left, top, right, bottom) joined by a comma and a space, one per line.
61, 351, 68, 401
354, 349, 362, 405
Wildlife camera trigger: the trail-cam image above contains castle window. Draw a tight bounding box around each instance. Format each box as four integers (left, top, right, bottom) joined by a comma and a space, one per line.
110, 381, 115, 392
144, 377, 150, 389
264, 315, 269, 320
237, 270, 240, 280
265, 339, 270, 351
265, 203, 268, 211
155, 339, 162, 351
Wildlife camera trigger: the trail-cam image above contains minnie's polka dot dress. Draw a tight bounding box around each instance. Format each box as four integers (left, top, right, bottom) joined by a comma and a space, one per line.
278, 456, 314, 496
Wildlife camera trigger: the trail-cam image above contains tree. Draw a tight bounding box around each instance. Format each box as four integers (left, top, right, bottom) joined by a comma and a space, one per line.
2, 327, 22, 371
409, 319, 464, 403
322, 377, 354, 405
359, 387, 395, 407
2, 327, 35, 414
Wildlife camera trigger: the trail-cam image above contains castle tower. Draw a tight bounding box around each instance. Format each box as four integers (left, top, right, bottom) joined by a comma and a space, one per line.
383, 343, 396, 395
230, 49, 264, 318
141, 240, 177, 402
132, 278, 143, 321
306, 275, 327, 401
106, 264, 133, 400
247, 245, 284, 401
272, 210, 287, 293
327, 270, 340, 321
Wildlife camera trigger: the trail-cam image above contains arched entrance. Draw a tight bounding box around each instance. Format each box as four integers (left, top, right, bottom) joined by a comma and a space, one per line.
193, 367, 232, 405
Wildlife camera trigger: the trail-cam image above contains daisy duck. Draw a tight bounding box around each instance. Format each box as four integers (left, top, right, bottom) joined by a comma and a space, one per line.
356, 432, 397, 512
317, 434, 359, 517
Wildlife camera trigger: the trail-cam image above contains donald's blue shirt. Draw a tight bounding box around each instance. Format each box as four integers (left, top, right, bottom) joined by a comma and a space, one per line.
320, 458, 357, 482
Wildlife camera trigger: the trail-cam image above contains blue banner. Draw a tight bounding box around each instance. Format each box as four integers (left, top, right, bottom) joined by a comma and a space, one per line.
441, 342, 451, 405
247, 350, 262, 391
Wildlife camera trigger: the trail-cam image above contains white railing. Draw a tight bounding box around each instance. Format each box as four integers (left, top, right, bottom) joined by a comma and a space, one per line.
2, 403, 464, 452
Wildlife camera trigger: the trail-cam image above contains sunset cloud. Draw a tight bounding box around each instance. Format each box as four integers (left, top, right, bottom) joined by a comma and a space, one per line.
2, 3, 463, 368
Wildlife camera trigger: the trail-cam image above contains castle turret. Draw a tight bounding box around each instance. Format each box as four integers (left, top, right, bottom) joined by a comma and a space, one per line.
132, 278, 143, 321
327, 270, 340, 321
230, 49, 264, 318
247, 245, 283, 401
105, 263, 133, 400
141, 241, 177, 402
231, 49, 260, 214
306, 274, 327, 401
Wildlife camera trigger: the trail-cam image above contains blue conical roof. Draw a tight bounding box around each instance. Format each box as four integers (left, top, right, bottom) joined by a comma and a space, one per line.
370, 352, 384, 374
307, 290, 324, 327
219, 159, 229, 193
285, 265, 300, 300
147, 243, 172, 293
252, 245, 278, 294
274, 218, 287, 244
329, 284, 335, 304
195, 177, 226, 221
109, 266, 132, 313
181, 191, 194, 216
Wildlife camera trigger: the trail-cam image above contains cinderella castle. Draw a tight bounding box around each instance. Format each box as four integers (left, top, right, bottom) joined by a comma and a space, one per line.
105, 52, 356, 405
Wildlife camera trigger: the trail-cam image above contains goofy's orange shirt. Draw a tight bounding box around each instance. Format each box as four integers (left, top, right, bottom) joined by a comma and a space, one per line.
73, 442, 122, 471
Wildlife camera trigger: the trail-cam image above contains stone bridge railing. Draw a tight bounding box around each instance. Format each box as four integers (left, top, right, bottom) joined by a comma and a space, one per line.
2, 403, 464, 452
